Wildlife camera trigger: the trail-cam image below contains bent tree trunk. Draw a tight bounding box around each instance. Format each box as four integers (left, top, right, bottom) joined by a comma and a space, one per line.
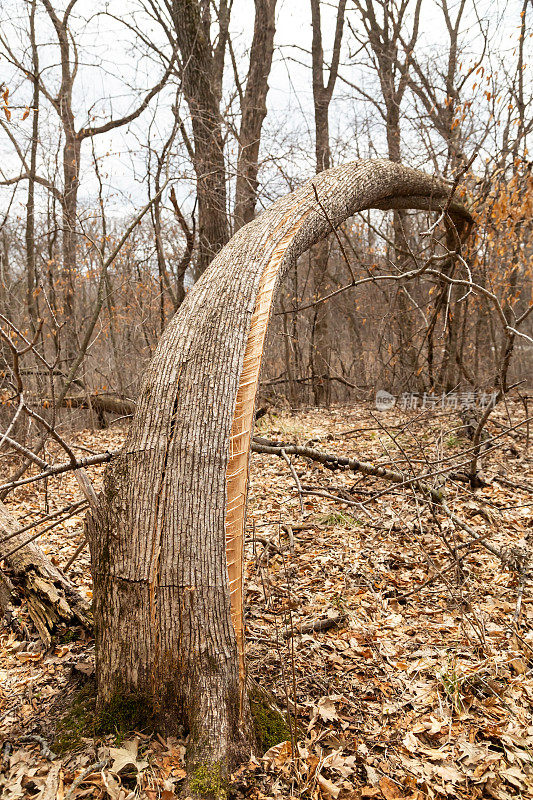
87, 160, 471, 778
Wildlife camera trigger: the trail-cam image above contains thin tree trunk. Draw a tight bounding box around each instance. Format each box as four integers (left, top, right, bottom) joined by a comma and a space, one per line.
171, 0, 229, 274
234, 0, 277, 230
88, 159, 471, 778
26, 0, 40, 334
309, 0, 346, 406
61, 131, 81, 363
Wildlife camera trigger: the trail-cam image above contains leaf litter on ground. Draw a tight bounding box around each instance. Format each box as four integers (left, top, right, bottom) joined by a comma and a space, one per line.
1, 401, 532, 799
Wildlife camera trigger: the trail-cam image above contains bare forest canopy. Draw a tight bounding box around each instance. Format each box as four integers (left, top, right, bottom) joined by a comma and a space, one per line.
0, 0, 531, 412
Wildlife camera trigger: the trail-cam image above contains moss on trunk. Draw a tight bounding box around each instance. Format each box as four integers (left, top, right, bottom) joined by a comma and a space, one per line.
189, 762, 228, 800
249, 681, 292, 752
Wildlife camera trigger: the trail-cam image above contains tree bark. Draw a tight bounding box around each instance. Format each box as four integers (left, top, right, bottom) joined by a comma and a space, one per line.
234, 0, 277, 230
62, 131, 81, 361
172, 0, 230, 275
0, 501, 90, 647
25, 0, 40, 334
309, 0, 346, 407
87, 159, 471, 778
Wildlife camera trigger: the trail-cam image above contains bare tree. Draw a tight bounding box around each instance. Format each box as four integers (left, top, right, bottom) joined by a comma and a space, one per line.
351, 0, 422, 387
153, 0, 231, 275
309, 0, 346, 406
88, 159, 470, 779
0, 0, 175, 361
234, 0, 278, 230
400, 0, 486, 390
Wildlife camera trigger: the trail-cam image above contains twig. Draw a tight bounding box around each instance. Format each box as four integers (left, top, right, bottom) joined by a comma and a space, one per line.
1, 503, 89, 560
64, 537, 88, 572
0, 434, 48, 469
65, 760, 109, 800
280, 448, 305, 516
18, 735, 56, 761
0, 499, 87, 546
0, 450, 117, 493
514, 576, 525, 625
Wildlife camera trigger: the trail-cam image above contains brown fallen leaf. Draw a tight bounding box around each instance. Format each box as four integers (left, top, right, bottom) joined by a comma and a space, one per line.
317, 697, 338, 722
510, 657, 527, 675
317, 774, 341, 799
379, 775, 402, 799
108, 738, 148, 775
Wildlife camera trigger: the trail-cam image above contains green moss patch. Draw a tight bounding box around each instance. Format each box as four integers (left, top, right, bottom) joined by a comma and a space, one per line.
249, 685, 292, 753
94, 693, 153, 740
190, 762, 228, 800
53, 683, 97, 754
53, 683, 153, 754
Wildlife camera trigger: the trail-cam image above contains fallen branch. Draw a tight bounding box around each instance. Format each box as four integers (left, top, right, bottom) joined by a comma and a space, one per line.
18, 735, 56, 761
0, 500, 88, 548
283, 611, 347, 638
251, 437, 508, 565
0, 450, 117, 493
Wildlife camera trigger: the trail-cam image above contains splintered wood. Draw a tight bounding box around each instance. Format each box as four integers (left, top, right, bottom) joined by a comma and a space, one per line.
225, 213, 309, 689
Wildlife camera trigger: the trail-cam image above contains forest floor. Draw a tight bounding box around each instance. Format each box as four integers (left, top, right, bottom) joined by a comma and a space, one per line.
0, 400, 532, 800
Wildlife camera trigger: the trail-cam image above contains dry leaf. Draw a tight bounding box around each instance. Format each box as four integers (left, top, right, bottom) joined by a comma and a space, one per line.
39, 763, 62, 800
379, 776, 402, 799
101, 770, 127, 800
109, 738, 148, 775
317, 774, 340, 799
262, 740, 292, 769
317, 697, 338, 722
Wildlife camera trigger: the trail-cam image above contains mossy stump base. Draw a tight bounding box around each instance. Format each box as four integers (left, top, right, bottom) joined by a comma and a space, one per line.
53, 678, 296, 798
248, 679, 294, 753
53, 681, 155, 754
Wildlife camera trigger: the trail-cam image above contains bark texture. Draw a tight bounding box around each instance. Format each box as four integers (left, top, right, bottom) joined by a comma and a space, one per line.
88, 159, 471, 773
0, 501, 90, 646
172, 0, 230, 274
234, 0, 277, 230
309, 0, 346, 406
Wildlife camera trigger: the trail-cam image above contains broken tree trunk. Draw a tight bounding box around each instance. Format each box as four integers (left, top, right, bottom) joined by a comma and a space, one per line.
36, 393, 135, 425
87, 160, 471, 777
56, 394, 135, 416
0, 501, 90, 646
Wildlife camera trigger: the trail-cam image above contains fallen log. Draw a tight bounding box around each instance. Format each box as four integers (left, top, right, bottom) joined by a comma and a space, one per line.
52, 394, 135, 417
283, 611, 347, 638
0, 501, 91, 645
